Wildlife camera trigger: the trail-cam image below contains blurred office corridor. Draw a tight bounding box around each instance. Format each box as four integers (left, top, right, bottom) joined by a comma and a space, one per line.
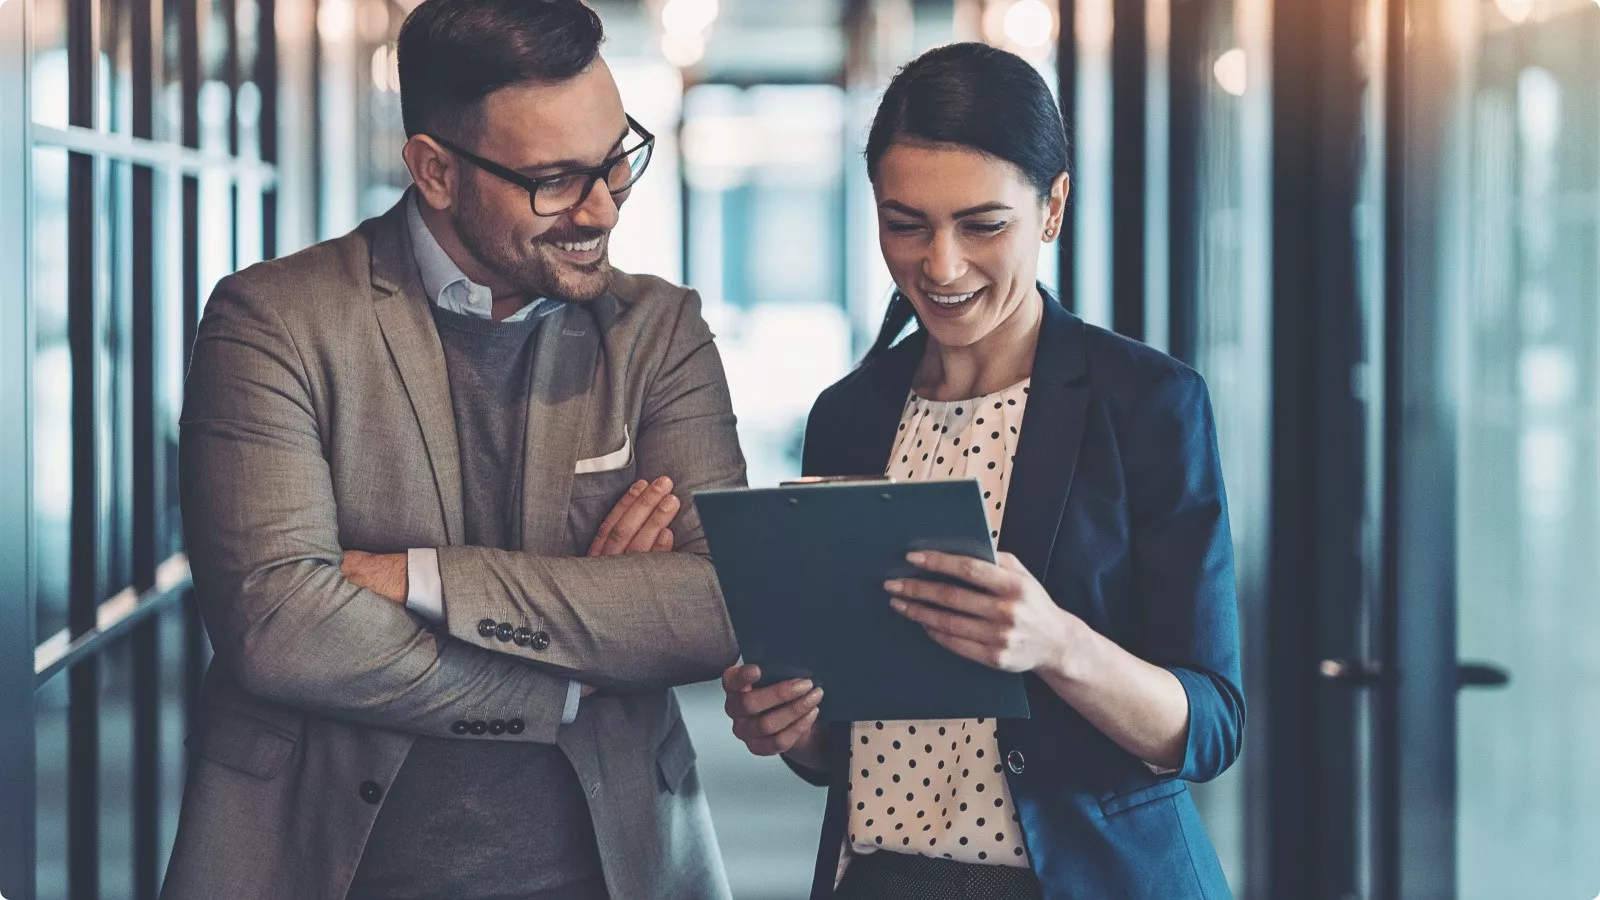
4, 1, 1600, 898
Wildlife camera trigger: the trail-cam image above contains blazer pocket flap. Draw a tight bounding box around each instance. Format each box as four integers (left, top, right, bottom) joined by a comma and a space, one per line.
1099, 777, 1187, 817
190, 708, 298, 779
656, 717, 698, 794
575, 426, 632, 475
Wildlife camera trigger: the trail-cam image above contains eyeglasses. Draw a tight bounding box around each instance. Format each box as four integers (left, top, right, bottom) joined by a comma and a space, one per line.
429, 114, 656, 218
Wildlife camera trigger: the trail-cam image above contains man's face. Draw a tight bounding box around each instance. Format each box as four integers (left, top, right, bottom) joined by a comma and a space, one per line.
450, 59, 632, 303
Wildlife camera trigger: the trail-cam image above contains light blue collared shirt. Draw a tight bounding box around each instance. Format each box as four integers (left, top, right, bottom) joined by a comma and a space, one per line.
401, 190, 581, 726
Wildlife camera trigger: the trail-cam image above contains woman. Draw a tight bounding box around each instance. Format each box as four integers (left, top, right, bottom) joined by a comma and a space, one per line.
721, 42, 1243, 900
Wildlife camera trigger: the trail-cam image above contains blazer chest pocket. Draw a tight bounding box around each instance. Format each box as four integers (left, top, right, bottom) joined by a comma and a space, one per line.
656, 717, 698, 794
1098, 777, 1187, 817
187, 707, 299, 780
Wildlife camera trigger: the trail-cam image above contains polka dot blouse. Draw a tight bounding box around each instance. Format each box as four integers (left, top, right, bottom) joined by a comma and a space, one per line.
847, 379, 1032, 868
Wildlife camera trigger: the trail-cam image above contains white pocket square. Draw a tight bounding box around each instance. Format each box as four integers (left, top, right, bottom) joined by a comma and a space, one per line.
574, 426, 632, 474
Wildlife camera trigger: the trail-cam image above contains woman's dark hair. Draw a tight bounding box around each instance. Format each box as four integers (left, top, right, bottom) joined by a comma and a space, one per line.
861, 42, 1071, 362
397, 0, 604, 141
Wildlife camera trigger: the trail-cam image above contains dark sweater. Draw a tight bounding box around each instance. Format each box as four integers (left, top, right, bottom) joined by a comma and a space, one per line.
349, 306, 605, 900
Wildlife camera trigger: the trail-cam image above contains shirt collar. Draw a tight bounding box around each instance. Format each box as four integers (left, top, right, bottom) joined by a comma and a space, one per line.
405, 190, 562, 324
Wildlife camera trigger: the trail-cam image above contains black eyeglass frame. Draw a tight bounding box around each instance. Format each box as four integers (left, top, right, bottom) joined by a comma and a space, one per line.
429, 114, 657, 217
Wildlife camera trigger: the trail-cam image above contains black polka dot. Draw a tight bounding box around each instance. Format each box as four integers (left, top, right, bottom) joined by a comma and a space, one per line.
892, 740, 901, 749
977, 817, 986, 826
925, 744, 933, 753
994, 402, 1003, 409
916, 810, 925, 818
877, 755, 885, 764
856, 802, 865, 810
894, 823, 903, 831
875, 788, 884, 796
971, 444, 980, 454
1014, 847, 1025, 856
976, 783, 986, 793
995, 798, 1005, 807
987, 461, 997, 470
939, 726, 947, 735
860, 735, 868, 745
875, 722, 884, 729
959, 837, 969, 845
908, 759, 917, 769
901, 455, 908, 463
923, 777, 931, 786
906, 792, 914, 801
992, 432, 1000, 440
903, 837, 911, 846
978, 851, 988, 860
887, 806, 896, 814
953, 438, 961, 446
866, 818, 874, 826
955, 407, 963, 415
892, 774, 901, 783
936, 457, 944, 464
996, 832, 1005, 841
875, 836, 883, 845
960, 803, 968, 811
976, 749, 985, 758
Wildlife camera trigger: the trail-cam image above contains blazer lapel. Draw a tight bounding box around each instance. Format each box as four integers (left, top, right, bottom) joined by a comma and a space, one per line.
369, 201, 466, 545
836, 332, 925, 477
520, 302, 600, 555
995, 295, 1090, 583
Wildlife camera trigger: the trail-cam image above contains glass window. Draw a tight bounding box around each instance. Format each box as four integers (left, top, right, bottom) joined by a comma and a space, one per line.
33, 144, 72, 644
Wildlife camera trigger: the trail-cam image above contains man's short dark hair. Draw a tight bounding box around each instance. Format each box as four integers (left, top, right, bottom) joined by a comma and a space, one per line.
397, 0, 604, 141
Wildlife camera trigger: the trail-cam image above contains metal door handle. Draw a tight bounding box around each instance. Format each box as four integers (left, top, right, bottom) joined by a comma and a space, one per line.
1319, 659, 1509, 690
1456, 662, 1509, 689
1319, 658, 1384, 687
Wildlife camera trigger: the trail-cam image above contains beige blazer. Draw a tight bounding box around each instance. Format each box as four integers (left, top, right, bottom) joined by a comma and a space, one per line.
163, 199, 744, 900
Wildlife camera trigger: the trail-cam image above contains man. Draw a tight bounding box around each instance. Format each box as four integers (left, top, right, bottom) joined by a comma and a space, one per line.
163, 2, 743, 898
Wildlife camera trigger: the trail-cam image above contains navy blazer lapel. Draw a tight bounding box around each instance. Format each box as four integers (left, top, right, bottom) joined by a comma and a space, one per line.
995, 295, 1089, 583
828, 332, 925, 477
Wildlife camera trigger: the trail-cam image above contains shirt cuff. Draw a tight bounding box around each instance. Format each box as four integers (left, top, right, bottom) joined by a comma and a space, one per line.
562, 680, 582, 725
1144, 761, 1179, 776
405, 547, 445, 626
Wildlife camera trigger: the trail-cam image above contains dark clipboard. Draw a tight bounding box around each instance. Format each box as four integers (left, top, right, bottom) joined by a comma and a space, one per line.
694, 479, 1031, 723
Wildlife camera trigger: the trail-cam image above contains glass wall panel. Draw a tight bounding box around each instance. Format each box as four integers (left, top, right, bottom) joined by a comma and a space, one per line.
98, 641, 136, 899
33, 145, 72, 645
1448, 2, 1600, 896
35, 674, 69, 898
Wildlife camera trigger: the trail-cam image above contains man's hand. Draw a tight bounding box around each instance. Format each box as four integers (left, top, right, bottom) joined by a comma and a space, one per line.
588, 476, 681, 557
341, 550, 409, 603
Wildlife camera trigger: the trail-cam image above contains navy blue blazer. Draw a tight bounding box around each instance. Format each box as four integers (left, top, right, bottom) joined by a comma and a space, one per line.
796, 294, 1243, 899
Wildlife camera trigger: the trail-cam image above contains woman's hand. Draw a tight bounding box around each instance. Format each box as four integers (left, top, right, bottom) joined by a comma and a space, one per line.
885, 550, 1081, 678
721, 664, 829, 771
588, 476, 680, 557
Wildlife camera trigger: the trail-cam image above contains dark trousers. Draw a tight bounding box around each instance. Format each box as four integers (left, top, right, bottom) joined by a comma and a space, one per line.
834, 850, 1044, 900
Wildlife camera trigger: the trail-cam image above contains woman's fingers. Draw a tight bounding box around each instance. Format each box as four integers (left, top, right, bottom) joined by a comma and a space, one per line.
745, 707, 822, 757
731, 687, 824, 744
922, 627, 1002, 669
884, 576, 995, 618
890, 596, 995, 642
905, 550, 1019, 594
723, 672, 815, 720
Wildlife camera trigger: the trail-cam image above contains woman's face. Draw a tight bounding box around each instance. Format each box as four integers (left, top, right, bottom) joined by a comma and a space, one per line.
874, 141, 1067, 350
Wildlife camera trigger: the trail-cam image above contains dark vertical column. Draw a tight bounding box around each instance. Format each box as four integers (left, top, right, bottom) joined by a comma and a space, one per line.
1269, 0, 1371, 896
257, 0, 278, 259
66, 0, 103, 895
1055, 0, 1077, 312
179, 0, 207, 727
129, 0, 162, 892
1110, 0, 1146, 339
1165, 0, 1205, 363
0, 1, 38, 895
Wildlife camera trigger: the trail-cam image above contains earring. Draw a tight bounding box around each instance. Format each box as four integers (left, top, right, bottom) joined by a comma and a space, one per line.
1044, 227, 1057, 240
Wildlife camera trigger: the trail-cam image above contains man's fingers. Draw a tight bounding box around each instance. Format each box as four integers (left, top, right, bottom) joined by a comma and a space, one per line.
601, 476, 675, 555
652, 529, 674, 552
721, 663, 761, 694
588, 480, 648, 556
626, 493, 680, 553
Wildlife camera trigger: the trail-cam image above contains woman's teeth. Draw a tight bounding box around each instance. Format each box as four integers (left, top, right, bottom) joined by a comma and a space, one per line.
555, 237, 602, 253
929, 289, 980, 306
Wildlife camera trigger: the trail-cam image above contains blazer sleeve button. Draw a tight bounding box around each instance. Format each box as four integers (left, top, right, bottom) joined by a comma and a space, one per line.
476, 619, 497, 638
494, 622, 515, 642
359, 781, 383, 804
506, 718, 525, 735
469, 720, 488, 735
488, 719, 507, 735
530, 631, 551, 652
450, 720, 470, 735
512, 627, 533, 647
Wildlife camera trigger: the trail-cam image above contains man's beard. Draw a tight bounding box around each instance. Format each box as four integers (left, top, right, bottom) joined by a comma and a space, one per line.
453, 178, 613, 304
